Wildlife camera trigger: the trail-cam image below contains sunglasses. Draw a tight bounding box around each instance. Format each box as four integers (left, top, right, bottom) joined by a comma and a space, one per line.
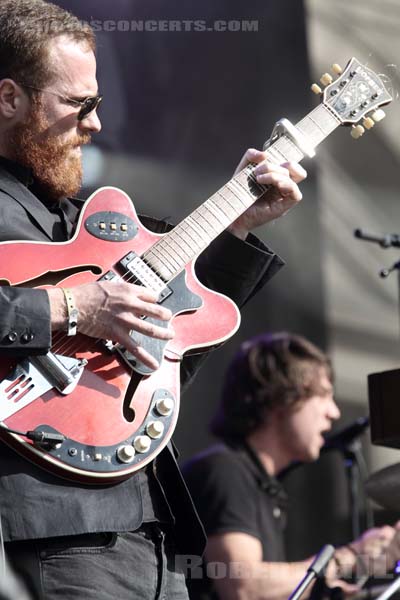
18, 83, 103, 121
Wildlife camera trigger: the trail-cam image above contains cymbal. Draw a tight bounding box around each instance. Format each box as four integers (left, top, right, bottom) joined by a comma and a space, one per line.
365, 462, 400, 511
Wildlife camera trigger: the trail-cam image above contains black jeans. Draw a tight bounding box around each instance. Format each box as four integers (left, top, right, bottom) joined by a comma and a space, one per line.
5, 524, 189, 600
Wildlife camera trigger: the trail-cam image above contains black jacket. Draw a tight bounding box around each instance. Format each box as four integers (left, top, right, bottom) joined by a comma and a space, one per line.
0, 161, 284, 555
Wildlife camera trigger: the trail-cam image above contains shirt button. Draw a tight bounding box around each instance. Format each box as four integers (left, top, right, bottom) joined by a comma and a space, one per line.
273, 507, 281, 519
21, 332, 34, 343
7, 331, 18, 343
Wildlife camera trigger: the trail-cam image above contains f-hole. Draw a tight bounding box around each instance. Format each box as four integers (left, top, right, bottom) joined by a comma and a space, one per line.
123, 373, 142, 422
0, 264, 103, 288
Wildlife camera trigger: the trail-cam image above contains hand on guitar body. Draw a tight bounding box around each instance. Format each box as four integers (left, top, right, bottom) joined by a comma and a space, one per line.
228, 148, 307, 241
47, 282, 174, 370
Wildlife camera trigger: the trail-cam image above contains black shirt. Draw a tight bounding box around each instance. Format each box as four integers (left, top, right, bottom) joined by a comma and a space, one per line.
0, 156, 79, 240
182, 442, 288, 599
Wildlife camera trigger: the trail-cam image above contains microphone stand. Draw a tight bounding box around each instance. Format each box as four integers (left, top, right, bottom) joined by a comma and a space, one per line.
342, 438, 374, 540
344, 440, 363, 540
374, 573, 400, 600
380, 261, 400, 349
280, 417, 373, 538
354, 229, 400, 345
288, 545, 335, 600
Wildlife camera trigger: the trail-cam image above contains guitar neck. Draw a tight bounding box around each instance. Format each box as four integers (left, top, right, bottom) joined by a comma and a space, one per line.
144, 103, 339, 282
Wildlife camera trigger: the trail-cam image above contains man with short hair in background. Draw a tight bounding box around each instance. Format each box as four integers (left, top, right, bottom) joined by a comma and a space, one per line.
183, 332, 400, 600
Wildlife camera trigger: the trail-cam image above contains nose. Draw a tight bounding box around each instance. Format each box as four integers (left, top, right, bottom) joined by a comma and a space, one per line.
328, 397, 341, 421
78, 109, 102, 133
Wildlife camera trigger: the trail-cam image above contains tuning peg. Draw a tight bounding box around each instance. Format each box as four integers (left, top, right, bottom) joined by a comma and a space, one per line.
331, 63, 343, 75
320, 73, 333, 86
371, 109, 386, 123
311, 83, 322, 95
351, 124, 365, 139
363, 117, 375, 130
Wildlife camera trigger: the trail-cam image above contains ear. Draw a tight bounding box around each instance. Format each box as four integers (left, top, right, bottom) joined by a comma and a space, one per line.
274, 404, 291, 424
0, 79, 26, 119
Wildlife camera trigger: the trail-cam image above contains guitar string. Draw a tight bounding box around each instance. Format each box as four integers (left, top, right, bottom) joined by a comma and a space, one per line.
51, 268, 142, 355
49, 163, 270, 356
38, 101, 340, 349
50, 152, 289, 358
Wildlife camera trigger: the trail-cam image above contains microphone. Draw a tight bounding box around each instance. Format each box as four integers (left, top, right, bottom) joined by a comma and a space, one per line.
278, 417, 370, 480
354, 229, 400, 248
288, 544, 335, 600
322, 416, 369, 451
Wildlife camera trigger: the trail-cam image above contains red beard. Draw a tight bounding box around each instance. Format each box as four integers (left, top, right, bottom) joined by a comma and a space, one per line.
6, 99, 91, 203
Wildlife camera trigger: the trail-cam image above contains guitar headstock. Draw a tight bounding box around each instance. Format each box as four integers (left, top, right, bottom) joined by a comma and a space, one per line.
311, 57, 393, 138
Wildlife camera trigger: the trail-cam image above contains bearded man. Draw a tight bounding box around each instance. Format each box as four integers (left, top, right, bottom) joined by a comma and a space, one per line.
0, 2, 306, 599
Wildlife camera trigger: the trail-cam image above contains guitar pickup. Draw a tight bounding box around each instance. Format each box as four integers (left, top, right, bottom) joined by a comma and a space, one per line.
119, 252, 171, 301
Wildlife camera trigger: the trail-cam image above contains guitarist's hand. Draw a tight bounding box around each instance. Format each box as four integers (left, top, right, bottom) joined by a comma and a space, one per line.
48, 282, 174, 370
228, 148, 307, 241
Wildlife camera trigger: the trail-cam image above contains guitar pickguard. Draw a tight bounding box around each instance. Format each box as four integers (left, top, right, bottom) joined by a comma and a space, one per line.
125, 270, 203, 375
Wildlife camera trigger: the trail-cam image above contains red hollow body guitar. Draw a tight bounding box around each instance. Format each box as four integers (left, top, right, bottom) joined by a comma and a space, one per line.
0, 58, 392, 482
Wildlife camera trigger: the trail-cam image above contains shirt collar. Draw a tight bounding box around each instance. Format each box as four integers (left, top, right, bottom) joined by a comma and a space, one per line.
230, 441, 289, 507
0, 155, 83, 239
0, 156, 34, 188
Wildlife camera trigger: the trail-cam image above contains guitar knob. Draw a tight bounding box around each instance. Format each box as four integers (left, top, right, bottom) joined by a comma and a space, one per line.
320, 73, 333, 86
146, 421, 164, 439
117, 444, 135, 463
331, 63, 343, 75
351, 124, 365, 139
371, 109, 386, 123
134, 435, 151, 453
155, 397, 174, 416
311, 83, 322, 95
363, 117, 375, 130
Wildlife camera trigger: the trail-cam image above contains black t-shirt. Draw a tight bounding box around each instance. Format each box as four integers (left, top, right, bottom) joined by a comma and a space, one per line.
182, 442, 288, 599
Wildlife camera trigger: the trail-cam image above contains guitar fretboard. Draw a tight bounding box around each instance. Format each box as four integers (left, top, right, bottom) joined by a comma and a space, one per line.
144, 103, 339, 282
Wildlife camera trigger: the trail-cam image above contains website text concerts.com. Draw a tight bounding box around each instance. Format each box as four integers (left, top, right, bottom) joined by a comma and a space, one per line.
32, 19, 259, 33
90, 19, 259, 32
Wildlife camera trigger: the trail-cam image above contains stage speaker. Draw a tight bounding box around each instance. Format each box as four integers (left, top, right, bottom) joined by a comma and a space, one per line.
368, 368, 400, 448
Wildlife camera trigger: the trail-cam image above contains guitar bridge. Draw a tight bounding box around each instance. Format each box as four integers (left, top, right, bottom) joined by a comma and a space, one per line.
0, 353, 87, 421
